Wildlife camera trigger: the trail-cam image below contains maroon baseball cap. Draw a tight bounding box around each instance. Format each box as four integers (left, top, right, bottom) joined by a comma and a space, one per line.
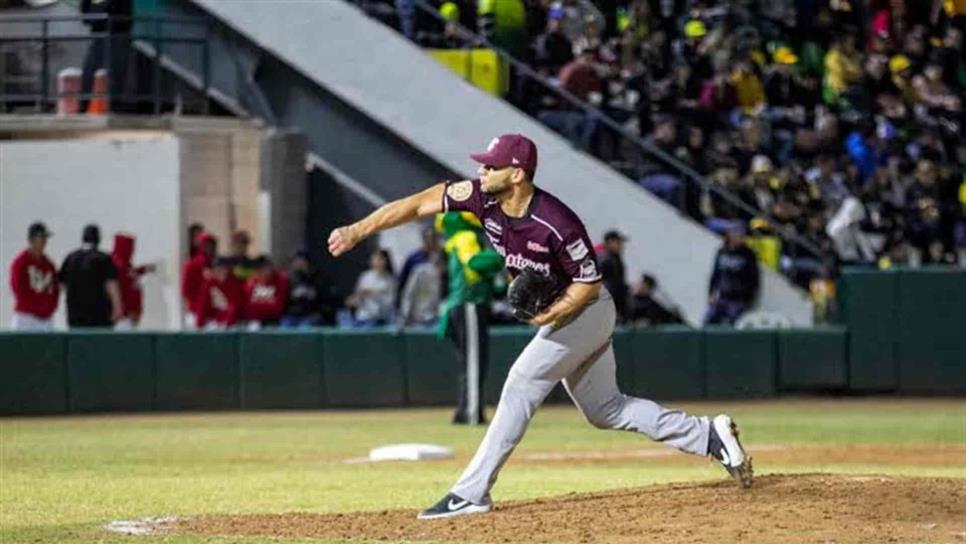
470, 134, 539, 178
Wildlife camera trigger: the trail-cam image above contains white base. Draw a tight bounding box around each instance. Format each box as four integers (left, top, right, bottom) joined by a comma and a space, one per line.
368, 443, 454, 462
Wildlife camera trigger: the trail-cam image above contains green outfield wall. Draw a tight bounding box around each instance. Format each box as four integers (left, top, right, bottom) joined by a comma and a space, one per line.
837, 267, 966, 394
1, 270, 962, 415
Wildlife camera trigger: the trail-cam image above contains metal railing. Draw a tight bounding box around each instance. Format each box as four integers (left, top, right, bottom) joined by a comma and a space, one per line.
348, 0, 825, 263
0, 14, 211, 115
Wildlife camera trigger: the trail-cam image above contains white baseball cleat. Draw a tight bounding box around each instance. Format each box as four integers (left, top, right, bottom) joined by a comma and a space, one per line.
417, 492, 492, 520
708, 414, 753, 488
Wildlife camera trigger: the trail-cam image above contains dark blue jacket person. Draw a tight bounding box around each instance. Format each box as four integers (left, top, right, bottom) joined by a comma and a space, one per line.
705, 226, 760, 325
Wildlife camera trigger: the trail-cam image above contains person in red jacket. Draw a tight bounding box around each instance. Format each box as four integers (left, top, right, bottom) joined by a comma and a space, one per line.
194, 257, 242, 329
9, 222, 59, 331
181, 231, 217, 329
241, 255, 289, 329
111, 233, 156, 329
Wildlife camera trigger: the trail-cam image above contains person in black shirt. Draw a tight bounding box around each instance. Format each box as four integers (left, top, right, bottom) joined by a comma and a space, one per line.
630, 273, 685, 326
79, 0, 133, 112
704, 225, 760, 325
59, 224, 121, 328
598, 230, 629, 323
533, 12, 574, 75
281, 250, 331, 327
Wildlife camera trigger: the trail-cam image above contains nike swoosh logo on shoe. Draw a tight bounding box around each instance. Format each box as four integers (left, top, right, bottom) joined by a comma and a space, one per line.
719, 448, 731, 466
447, 499, 470, 511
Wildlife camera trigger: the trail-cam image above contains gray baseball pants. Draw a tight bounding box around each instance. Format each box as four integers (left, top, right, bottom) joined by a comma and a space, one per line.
450, 288, 710, 503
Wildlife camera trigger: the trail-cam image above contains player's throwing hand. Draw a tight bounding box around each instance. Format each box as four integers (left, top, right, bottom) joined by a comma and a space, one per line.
327, 225, 359, 257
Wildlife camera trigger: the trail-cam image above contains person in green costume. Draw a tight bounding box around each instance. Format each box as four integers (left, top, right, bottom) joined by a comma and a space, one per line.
477, 0, 527, 59
435, 211, 503, 425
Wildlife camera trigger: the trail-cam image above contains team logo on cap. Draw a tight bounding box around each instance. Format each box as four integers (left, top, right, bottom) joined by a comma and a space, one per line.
487, 137, 500, 151
446, 180, 473, 202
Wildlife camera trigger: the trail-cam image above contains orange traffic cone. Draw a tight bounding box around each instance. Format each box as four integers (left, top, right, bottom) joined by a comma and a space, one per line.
86, 68, 109, 114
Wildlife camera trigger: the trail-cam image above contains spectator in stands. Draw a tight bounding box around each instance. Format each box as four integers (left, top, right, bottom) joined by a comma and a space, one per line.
8, 222, 59, 331
745, 218, 782, 272
59, 224, 121, 328
281, 250, 329, 328
399, 250, 444, 327
110, 233, 155, 330
187, 222, 204, 258
933, 26, 963, 89
827, 195, 879, 264
731, 59, 766, 113
533, 8, 574, 75
478, 0, 528, 59
195, 257, 243, 330
343, 249, 396, 327
559, 46, 603, 103
630, 273, 685, 326
79, 0, 133, 113
598, 230, 629, 323
699, 66, 740, 115
705, 225, 760, 325
396, 225, 439, 309
226, 229, 257, 282
638, 115, 684, 207
823, 33, 863, 106
419, 1, 471, 49
181, 231, 216, 329
376, 0, 966, 277
534, 46, 603, 150
553, 0, 604, 46
241, 256, 289, 330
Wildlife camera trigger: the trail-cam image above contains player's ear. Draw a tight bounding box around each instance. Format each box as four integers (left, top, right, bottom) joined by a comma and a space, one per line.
511, 167, 526, 184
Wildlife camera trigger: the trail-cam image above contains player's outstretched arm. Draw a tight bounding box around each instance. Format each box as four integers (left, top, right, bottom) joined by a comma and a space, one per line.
328, 183, 447, 257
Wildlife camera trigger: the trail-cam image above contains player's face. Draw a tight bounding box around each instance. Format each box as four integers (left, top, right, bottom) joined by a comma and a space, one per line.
29, 234, 48, 253
479, 164, 514, 194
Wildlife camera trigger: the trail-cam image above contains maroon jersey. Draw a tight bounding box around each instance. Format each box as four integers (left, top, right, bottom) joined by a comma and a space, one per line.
443, 178, 601, 296
9, 249, 59, 319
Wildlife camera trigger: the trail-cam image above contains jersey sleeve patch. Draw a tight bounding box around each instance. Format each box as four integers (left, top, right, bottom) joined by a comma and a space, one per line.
565, 239, 589, 261
575, 258, 601, 281
446, 180, 474, 202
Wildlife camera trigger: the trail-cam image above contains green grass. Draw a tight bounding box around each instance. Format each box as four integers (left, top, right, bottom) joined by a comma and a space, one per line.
1, 399, 964, 544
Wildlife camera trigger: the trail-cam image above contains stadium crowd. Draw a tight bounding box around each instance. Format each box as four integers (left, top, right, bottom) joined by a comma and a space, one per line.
364, 0, 966, 287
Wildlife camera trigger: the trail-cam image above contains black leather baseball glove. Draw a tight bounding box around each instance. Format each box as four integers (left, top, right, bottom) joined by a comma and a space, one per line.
507, 268, 557, 321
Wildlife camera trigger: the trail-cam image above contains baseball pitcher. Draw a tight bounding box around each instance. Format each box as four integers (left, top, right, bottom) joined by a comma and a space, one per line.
328, 134, 752, 520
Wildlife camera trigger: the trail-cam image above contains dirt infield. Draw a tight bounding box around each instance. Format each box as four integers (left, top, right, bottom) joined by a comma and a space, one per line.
176, 474, 966, 543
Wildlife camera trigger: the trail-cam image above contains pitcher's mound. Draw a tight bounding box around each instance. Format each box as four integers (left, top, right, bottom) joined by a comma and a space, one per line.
176, 474, 965, 543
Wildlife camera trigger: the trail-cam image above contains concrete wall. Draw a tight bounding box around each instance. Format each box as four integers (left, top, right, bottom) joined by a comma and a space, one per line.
0, 135, 182, 330
177, 123, 265, 255
189, 0, 813, 325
